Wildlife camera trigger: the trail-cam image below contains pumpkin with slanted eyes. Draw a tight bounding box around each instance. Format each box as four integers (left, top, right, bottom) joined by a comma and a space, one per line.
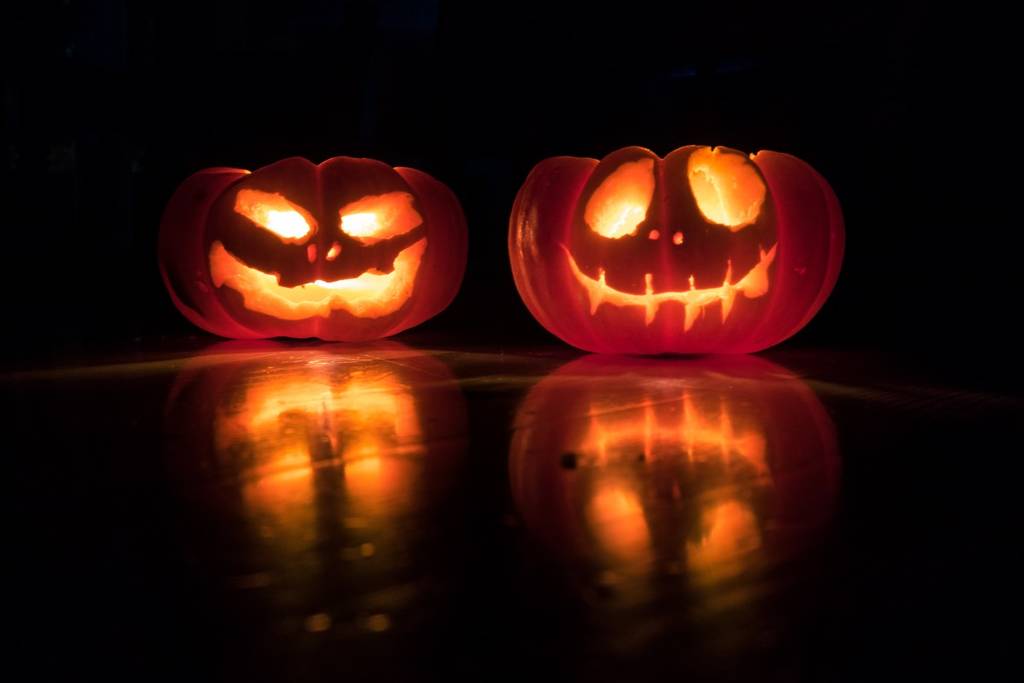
509, 146, 844, 354
160, 156, 467, 341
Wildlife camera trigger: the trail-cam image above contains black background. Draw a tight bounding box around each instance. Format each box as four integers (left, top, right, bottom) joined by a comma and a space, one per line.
2, 1, 1013, 369
3, 3, 1019, 681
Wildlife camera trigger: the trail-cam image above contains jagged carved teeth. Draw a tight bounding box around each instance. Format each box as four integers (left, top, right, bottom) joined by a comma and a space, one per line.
563, 243, 777, 331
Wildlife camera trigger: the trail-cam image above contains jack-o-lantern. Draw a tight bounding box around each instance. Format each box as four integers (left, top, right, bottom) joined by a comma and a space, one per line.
160, 157, 467, 341
510, 355, 839, 594
509, 146, 844, 353
163, 342, 468, 628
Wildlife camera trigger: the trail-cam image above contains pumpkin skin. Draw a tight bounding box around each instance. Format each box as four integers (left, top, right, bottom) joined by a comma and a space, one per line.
509, 146, 844, 354
509, 354, 840, 586
160, 156, 467, 341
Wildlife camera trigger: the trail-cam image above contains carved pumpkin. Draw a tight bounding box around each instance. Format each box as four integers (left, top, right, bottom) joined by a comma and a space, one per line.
163, 342, 468, 623
160, 157, 467, 341
509, 146, 844, 353
510, 355, 839, 589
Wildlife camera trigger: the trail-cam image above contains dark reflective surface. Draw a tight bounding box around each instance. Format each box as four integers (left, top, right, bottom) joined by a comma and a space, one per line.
5, 343, 1016, 681
511, 356, 838, 606
162, 343, 469, 679
508, 355, 841, 675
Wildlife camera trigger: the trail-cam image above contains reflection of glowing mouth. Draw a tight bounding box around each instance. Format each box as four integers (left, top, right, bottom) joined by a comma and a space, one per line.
209, 238, 426, 320
563, 243, 777, 330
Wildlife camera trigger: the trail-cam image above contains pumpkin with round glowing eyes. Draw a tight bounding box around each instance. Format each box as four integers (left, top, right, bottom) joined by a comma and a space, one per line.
509, 145, 844, 354
160, 156, 467, 341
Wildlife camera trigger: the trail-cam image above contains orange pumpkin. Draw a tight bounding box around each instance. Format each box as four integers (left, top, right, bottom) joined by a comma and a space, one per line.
160, 157, 467, 341
509, 146, 844, 353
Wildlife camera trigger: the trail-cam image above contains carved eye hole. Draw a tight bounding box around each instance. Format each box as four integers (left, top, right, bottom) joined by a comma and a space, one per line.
234, 189, 316, 242
339, 192, 422, 245
687, 147, 766, 230
585, 159, 656, 239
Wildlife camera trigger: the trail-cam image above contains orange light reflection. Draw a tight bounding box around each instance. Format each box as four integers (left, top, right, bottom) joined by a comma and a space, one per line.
577, 386, 769, 574
214, 365, 426, 532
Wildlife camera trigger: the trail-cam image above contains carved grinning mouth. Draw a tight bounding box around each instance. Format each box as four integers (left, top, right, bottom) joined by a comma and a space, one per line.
563, 244, 777, 331
209, 239, 426, 320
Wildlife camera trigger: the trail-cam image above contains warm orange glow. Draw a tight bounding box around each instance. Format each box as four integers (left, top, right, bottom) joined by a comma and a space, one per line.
687, 147, 766, 230
209, 238, 426, 320
339, 192, 423, 245
686, 499, 761, 579
584, 159, 656, 239
242, 453, 317, 558
587, 481, 651, 569
579, 390, 767, 473
679, 392, 766, 474
214, 366, 426, 531
335, 377, 421, 514
574, 382, 770, 577
234, 189, 316, 242
563, 242, 777, 329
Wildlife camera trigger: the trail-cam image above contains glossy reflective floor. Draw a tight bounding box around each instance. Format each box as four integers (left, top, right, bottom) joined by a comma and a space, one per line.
6, 342, 1016, 681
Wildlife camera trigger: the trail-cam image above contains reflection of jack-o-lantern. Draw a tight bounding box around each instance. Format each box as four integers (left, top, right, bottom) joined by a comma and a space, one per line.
509, 355, 839, 591
163, 342, 467, 625
212, 360, 427, 525
160, 157, 467, 341
509, 146, 844, 353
